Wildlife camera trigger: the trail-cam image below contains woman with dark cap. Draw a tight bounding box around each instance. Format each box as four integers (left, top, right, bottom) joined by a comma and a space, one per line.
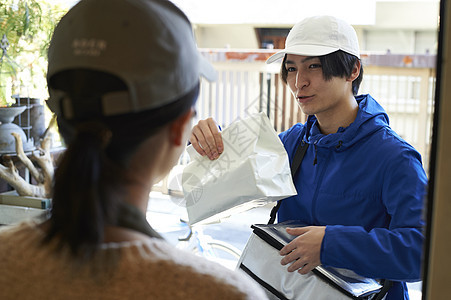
0, 0, 267, 299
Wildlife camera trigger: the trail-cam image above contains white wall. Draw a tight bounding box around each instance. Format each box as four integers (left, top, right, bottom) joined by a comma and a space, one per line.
360, 29, 437, 54
358, 1, 439, 54
375, 1, 439, 29
195, 25, 259, 49
190, 0, 439, 54
415, 30, 438, 53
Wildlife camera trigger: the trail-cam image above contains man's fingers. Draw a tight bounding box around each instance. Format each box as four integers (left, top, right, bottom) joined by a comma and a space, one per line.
189, 132, 206, 156
207, 119, 223, 154
298, 264, 315, 275
280, 242, 296, 256
279, 227, 309, 255
196, 118, 221, 160
287, 259, 307, 273
286, 227, 309, 235
282, 251, 315, 274
188, 117, 223, 160
279, 226, 324, 274
191, 122, 215, 159
280, 247, 300, 265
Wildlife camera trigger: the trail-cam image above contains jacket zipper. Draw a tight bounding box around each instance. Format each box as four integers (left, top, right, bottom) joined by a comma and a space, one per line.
311, 151, 331, 224
313, 141, 318, 165
311, 142, 342, 222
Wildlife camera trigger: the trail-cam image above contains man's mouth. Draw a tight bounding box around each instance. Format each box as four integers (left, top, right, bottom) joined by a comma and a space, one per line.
297, 95, 313, 103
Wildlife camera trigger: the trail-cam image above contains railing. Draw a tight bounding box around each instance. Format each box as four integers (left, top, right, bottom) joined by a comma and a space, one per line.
155, 50, 436, 194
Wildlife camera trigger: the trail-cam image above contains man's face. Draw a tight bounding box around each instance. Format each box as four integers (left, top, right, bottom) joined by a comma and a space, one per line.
285, 54, 352, 121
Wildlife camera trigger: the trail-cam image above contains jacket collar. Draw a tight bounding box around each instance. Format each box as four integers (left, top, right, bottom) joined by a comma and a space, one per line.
303, 94, 389, 149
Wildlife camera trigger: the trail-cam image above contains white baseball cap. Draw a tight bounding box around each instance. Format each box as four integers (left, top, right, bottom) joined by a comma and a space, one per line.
47, 0, 216, 119
266, 15, 360, 64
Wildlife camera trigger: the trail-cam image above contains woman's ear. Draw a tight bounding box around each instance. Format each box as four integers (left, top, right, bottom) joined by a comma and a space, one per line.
347, 60, 361, 82
170, 108, 194, 146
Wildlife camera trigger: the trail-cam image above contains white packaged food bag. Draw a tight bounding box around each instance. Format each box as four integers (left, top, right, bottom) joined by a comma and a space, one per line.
182, 112, 297, 224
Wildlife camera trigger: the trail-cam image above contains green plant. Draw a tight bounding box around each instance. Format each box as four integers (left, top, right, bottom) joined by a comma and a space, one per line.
0, 0, 67, 105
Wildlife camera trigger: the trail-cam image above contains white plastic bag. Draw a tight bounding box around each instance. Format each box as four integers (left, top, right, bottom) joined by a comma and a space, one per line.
182, 112, 297, 224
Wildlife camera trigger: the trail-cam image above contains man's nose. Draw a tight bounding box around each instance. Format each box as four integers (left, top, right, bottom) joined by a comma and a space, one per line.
295, 71, 308, 89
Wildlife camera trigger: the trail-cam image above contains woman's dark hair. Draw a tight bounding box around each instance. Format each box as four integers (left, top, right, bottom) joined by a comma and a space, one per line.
280, 50, 364, 95
44, 69, 198, 261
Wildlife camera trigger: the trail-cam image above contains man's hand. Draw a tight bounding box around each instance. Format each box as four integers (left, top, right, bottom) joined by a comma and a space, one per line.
280, 226, 326, 274
190, 117, 223, 160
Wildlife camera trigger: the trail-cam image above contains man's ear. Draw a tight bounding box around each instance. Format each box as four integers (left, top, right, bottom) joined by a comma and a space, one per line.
170, 108, 194, 146
347, 59, 361, 82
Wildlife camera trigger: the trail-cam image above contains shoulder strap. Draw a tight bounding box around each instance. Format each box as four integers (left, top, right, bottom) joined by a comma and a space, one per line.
268, 141, 309, 224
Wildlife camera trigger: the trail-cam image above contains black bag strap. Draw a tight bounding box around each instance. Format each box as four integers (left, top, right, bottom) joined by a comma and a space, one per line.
268, 140, 309, 224
373, 279, 393, 300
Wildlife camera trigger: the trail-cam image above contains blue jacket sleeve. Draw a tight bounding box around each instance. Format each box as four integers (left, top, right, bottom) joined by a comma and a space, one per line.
320, 148, 427, 281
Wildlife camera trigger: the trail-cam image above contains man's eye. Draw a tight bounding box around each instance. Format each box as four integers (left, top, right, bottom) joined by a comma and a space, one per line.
309, 64, 322, 69
286, 66, 296, 72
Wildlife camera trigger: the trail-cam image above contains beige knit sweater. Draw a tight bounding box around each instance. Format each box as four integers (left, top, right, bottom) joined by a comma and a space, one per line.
0, 221, 267, 300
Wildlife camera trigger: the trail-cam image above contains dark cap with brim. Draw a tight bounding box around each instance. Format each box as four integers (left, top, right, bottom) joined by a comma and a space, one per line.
47, 0, 216, 119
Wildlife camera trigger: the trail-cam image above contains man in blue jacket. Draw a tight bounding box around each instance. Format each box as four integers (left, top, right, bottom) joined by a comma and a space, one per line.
190, 15, 427, 300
